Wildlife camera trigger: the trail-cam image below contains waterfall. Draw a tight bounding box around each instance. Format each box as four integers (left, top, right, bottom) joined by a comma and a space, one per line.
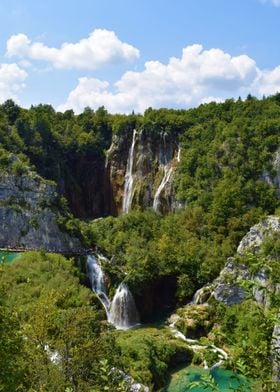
109, 283, 140, 330
86, 254, 106, 294
177, 145, 181, 162
86, 256, 139, 330
122, 129, 137, 214
153, 166, 173, 211
86, 255, 110, 316
153, 134, 178, 212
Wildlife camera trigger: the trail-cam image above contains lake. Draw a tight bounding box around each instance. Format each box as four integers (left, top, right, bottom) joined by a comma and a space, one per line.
164, 365, 252, 391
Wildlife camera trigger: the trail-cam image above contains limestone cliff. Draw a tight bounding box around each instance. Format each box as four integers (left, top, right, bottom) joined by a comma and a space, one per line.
106, 127, 181, 214
0, 157, 83, 253
190, 215, 280, 382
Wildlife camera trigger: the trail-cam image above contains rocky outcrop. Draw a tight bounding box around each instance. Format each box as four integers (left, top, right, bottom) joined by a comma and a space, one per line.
262, 149, 280, 197
168, 304, 213, 339
237, 216, 280, 255
106, 127, 181, 214
192, 217, 280, 307
272, 322, 280, 383
0, 167, 83, 253
189, 215, 280, 383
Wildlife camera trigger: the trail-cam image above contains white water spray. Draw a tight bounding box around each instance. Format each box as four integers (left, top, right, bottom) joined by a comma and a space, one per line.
177, 146, 181, 162
86, 255, 110, 317
86, 256, 139, 329
109, 283, 140, 330
122, 129, 137, 214
153, 166, 174, 211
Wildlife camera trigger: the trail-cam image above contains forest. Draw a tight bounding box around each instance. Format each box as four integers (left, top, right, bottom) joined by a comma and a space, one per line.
0, 94, 280, 391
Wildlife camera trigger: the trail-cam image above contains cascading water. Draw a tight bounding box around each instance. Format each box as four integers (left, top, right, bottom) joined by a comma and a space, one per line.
177, 145, 181, 162
86, 255, 110, 316
109, 283, 140, 330
153, 166, 173, 211
153, 133, 174, 212
86, 255, 106, 293
122, 129, 137, 214
86, 255, 139, 330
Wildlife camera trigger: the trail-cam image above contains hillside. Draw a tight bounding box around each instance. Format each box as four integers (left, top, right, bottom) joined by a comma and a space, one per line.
0, 95, 279, 391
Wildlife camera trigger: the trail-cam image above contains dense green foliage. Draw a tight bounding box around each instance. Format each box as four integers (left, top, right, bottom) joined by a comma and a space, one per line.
0, 252, 122, 391
115, 327, 193, 389
86, 209, 230, 305
212, 238, 280, 391
0, 95, 279, 219
0, 95, 280, 390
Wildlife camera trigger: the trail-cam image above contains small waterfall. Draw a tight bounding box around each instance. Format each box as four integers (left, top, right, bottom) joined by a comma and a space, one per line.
192, 284, 212, 305
122, 129, 137, 214
86, 256, 139, 330
109, 283, 140, 330
86, 255, 110, 316
86, 255, 106, 294
177, 145, 181, 162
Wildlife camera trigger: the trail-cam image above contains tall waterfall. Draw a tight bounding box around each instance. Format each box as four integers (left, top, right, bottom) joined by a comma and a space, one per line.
122, 129, 137, 214
86, 256, 139, 329
153, 133, 175, 212
153, 166, 173, 211
109, 283, 140, 330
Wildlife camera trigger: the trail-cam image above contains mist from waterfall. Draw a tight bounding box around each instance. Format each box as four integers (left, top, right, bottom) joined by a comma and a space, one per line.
86, 255, 139, 330
109, 283, 140, 330
122, 129, 137, 214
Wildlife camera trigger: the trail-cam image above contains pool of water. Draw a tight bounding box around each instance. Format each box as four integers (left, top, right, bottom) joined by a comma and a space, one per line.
164, 366, 251, 392
0, 251, 22, 264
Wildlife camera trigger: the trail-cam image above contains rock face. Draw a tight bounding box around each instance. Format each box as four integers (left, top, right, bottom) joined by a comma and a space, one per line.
190, 215, 280, 383
272, 323, 280, 383
237, 216, 280, 255
106, 127, 181, 215
0, 170, 83, 253
169, 304, 213, 339
262, 149, 280, 197
192, 217, 280, 307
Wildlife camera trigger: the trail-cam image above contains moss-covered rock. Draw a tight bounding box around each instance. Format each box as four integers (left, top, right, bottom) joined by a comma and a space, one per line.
115, 326, 193, 390
170, 304, 214, 339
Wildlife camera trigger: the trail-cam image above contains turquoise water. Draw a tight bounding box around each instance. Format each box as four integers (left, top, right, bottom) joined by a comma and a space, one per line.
0, 251, 22, 263
164, 366, 251, 392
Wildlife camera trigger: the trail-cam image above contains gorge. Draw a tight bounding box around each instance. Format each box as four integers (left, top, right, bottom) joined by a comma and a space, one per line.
0, 96, 280, 391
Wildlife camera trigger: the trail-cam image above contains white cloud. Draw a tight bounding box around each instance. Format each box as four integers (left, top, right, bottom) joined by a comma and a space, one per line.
260, 0, 280, 6
6, 29, 140, 70
58, 44, 264, 113
0, 63, 27, 103
253, 66, 280, 95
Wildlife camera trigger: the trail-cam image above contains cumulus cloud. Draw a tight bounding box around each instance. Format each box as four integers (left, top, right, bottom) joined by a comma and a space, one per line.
6, 29, 140, 70
58, 44, 264, 113
260, 0, 280, 6
0, 63, 27, 103
254, 66, 280, 95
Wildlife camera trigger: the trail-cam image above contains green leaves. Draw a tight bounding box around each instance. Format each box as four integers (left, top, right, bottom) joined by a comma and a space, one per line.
188, 372, 220, 391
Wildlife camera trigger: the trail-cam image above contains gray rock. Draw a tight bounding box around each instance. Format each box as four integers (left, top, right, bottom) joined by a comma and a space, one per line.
272, 323, 280, 383
211, 259, 250, 305
0, 170, 83, 253
237, 216, 280, 255
261, 149, 280, 197
106, 127, 181, 214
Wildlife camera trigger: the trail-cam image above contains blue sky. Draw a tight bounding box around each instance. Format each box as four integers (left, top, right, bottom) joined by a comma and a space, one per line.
0, 0, 280, 113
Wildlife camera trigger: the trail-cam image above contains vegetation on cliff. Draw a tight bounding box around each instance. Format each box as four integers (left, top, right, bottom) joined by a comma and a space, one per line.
0, 95, 280, 390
